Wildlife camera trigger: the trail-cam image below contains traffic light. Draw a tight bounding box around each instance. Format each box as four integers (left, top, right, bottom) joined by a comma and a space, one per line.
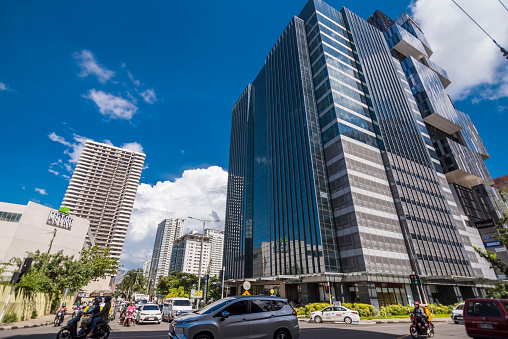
409, 274, 421, 285
325, 285, 330, 294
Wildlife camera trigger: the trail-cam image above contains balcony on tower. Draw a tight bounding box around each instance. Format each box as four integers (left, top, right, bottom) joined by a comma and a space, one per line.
420, 57, 451, 89
385, 23, 427, 60
396, 11, 433, 57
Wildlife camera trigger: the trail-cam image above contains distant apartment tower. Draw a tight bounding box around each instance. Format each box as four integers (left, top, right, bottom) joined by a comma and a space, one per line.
150, 218, 184, 285
169, 232, 212, 276
205, 228, 225, 277
62, 140, 145, 260
142, 260, 151, 279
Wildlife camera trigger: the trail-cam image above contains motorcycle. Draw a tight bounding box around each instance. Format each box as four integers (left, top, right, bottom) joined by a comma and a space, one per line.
56, 312, 111, 339
54, 311, 64, 326
409, 315, 434, 338
72, 306, 81, 318
124, 314, 135, 327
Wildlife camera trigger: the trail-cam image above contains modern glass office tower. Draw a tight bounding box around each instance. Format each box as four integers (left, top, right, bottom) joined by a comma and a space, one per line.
224, 0, 498, 307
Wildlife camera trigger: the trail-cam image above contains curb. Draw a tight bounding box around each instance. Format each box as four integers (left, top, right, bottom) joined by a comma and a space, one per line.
0, 321, 53, 331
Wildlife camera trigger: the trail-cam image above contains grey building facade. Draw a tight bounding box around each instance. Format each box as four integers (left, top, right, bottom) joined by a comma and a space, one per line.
224, 0, 498, 307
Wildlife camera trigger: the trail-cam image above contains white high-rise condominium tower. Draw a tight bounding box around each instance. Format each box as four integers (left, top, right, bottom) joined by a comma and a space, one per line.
62, 140, 145, 260
205, 228, 224, 278
150, 218, 184, 285
169, 231, 212, 276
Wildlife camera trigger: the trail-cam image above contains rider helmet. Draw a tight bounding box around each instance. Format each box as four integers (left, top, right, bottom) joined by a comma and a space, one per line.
94, 296, 102, 304
105, 296, 112, 302
414, 301, 420, 307
62, 302, 66, 307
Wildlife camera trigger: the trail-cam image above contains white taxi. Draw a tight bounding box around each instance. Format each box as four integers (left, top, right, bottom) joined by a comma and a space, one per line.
310, 306, 360, 324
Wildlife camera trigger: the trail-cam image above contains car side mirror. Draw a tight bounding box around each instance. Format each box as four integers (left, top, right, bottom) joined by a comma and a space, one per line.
221, 311, 230, 320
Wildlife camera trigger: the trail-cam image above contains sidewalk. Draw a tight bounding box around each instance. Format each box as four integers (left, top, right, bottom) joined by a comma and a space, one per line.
0, 313, 71, 331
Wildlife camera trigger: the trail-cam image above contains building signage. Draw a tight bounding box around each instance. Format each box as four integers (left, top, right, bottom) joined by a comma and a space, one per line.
474, 219, 496, 229
485, 241, 502, 248
47, 210, 74, 230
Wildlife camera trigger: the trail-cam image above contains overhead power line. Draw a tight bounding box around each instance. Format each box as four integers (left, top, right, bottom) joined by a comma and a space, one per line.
451, 0, 508, 59
498, 0, 508, 13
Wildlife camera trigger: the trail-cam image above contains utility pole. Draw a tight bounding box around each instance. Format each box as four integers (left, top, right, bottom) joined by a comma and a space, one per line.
40, 228, 57, 275
188, 216, 219, 308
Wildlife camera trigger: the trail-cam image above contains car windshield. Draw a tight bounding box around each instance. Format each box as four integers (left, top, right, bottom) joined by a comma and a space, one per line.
456, 304, 464, 310
143, 305, 159, 311
196, 298, 233, 315
173, 300, 191, 307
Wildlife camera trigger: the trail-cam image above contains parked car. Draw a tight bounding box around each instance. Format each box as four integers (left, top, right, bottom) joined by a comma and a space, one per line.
464, 298, 508, 338
162, 298, 192, 322
169, 295, 299, 339
451, 303, 464, 324
310, 305, 360, 324
136, 304, 162, 324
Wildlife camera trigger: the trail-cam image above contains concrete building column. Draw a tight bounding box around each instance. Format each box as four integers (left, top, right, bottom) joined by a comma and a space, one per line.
357, 282, 380, 310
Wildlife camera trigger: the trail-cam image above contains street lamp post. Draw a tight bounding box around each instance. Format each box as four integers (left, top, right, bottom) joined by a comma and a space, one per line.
188, 216, 219, 308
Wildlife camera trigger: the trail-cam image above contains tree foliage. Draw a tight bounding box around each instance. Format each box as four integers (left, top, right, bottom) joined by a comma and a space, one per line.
115, 269, 148, 300
207, 276, 222, 302
157, 271, 198, 296
487, 283, 508, 299
13, 245, 118, 296
474, 212, 508, 277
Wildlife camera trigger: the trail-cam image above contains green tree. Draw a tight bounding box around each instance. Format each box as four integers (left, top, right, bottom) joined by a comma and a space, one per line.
487, 283, 508, 299
207, 276, 222, 301
156, 271, 198, 296
115, 269, 148, 299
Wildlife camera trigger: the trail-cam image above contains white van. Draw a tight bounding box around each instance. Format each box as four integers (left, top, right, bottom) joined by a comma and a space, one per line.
162, 298, 192, 321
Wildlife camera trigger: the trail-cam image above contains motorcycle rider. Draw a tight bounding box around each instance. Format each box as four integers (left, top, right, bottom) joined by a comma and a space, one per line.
122, 303, 136, 326
86, 296, 111, 338
80, 297, 102, 335
412, 301, 429, 332
55, 303, 67, 324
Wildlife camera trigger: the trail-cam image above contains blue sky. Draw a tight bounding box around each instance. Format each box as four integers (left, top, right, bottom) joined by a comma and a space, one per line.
1, 0, 506, 269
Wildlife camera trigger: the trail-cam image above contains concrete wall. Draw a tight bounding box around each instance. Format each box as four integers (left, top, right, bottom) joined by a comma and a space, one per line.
0, 287, 74, 322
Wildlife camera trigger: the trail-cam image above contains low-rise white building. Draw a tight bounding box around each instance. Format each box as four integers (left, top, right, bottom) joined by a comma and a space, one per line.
169, 232, 211, 276
0, 201, 93, 281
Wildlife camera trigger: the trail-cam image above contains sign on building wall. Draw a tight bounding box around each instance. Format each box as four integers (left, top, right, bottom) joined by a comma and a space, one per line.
47, 210, 74, 230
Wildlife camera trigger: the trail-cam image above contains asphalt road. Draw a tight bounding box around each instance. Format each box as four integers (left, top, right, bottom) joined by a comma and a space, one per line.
0, 318, 468, 339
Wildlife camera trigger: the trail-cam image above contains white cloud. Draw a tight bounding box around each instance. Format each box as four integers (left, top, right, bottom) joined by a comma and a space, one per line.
83, 89, 138, 120
121, 142, 144, 153
48, 169, 59, 175
74, 49, 115, 84
35, 188, 48, 195
126, 166, 228, 244
0, 82, 11, 91
127, 71, 141, 87
411, 0, 508, 101
139, 89, 157, 104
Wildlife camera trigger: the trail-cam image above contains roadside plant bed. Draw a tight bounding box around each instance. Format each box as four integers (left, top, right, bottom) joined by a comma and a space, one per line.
362, 313, 451, 320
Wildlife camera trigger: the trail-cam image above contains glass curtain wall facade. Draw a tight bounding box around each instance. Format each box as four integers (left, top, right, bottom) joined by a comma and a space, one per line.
224, 0, 497, 306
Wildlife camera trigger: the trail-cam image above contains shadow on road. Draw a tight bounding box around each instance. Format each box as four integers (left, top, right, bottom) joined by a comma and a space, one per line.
0, 329, 169, 339
301, 326, 408, 339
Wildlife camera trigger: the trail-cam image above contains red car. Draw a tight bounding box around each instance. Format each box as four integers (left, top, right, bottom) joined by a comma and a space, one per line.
464, 298, 508, 338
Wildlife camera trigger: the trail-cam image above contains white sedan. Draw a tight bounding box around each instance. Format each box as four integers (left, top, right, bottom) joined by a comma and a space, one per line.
136, 304, 162, 324
310, 306, 360, 324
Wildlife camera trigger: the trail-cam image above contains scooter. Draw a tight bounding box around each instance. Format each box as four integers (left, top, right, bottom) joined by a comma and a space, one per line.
56, 312, 111, 339
54, 311, 64, 326
409, 315, 434, 338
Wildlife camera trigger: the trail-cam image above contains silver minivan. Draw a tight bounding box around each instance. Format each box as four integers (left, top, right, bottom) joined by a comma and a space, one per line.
169, 295, 299, 339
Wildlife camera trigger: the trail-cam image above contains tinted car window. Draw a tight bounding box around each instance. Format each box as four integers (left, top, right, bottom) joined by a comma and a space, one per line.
272, 301, 286, 311
467, 301, 501, 317
143, 305, 159, 311
197, 299, 232, 315
220, 300, 248, 317
251, 300, 272, 313
173, 300, 191, 306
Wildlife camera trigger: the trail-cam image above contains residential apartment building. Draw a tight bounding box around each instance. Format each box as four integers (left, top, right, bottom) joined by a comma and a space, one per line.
224, 0, 498, 307
169, 232, 212, 276
205, 228, 225, 277
150, 218, 184, 285
62, 140, 145, 261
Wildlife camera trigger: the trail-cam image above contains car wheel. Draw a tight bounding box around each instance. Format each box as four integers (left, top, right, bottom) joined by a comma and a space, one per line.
454, 321, 459, 324
193, 333, 212, 339
274, 329, 291, 339
344, 316, 352, 324
314, 315, 322, 323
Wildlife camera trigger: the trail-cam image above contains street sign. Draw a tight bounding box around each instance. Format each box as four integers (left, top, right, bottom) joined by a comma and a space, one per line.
242, 290, 251, 295
194, 290, 203, 298
243, 281, 251, 291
